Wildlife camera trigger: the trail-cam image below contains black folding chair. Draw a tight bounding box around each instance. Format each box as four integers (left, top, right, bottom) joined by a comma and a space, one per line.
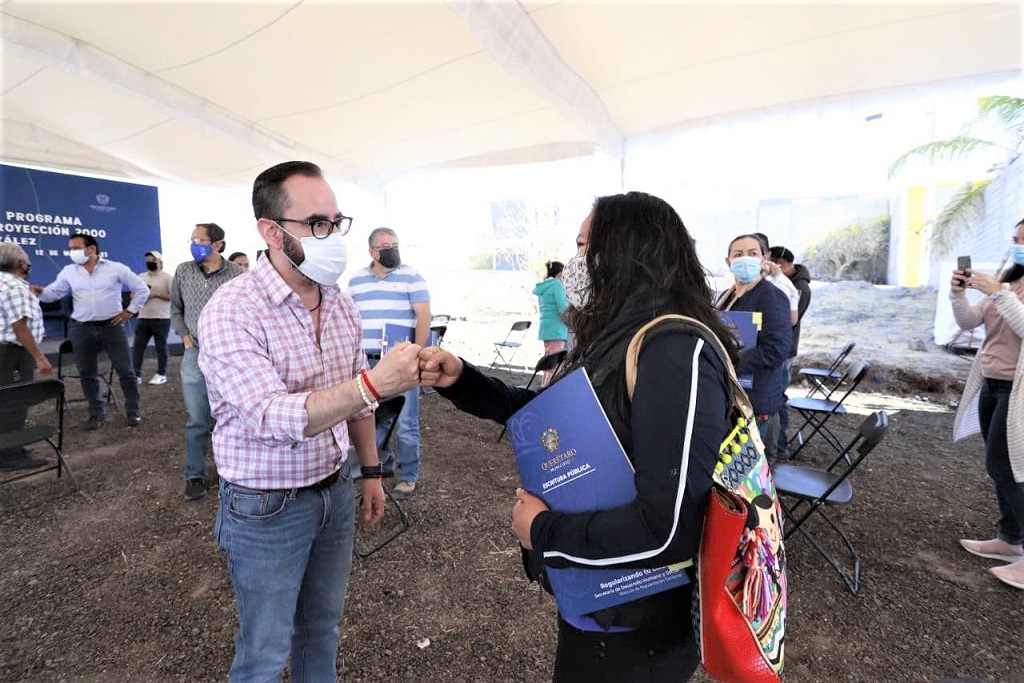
787, 359, 870, 460
490, 320, 531, 371
496, 349, 567, 442
773, 410, 889, 594
800, 341, 855, 398
56, 338, 119, 414
354, 396, 412, 559
0, 379, 79, 493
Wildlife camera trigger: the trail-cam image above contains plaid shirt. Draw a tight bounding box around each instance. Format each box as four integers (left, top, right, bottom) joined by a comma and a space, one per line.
197, 256, 371, 489
0, 271, 44, 345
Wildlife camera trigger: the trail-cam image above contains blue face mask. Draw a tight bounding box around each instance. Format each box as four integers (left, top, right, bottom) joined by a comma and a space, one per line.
1011, 244, 1024, 267
730, 256, 763, 283
191, 243, 213, 262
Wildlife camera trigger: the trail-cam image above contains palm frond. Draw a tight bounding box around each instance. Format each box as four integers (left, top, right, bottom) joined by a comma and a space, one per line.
887, 136, 995, 179
977, 95, 1024, 155
977, 96, 1024, 126
929, 181, 990, 254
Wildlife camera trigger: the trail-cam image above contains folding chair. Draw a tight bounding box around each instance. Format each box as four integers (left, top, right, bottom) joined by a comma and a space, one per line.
773, 410, 889, 594
496, 349, 567, 441
56, 338, 119, 414
490, 320, 531, 371
0, 379, 79, 493
354, 395, 412, 559
787, 359, 870, 460
800, 341, 856, 398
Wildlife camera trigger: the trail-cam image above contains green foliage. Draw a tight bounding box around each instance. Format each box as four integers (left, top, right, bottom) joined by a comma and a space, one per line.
889, 95, 1024, 252
804, 214, 891, 283
929, 181, 990, 255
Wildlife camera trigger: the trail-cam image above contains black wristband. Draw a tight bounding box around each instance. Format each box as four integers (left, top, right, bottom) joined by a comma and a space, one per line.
360, 464, 383, 479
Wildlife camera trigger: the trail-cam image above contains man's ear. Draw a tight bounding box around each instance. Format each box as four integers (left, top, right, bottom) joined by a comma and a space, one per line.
258, 218, 283, 250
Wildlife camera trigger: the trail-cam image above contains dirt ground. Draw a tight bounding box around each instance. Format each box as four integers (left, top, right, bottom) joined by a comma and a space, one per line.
2, 281, 1022, 682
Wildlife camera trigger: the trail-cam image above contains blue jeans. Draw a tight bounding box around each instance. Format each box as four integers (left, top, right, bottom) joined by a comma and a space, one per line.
69, 320, 140, 419
181, 347, 211, 480
978, 379, 1024, 546
215, 471, 355, 682
369, 360, 421, 483
132, 318, 170, 376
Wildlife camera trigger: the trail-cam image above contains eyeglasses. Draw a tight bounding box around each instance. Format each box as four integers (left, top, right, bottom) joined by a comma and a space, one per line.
371, 242, 399, 251
272, 215, 352, 239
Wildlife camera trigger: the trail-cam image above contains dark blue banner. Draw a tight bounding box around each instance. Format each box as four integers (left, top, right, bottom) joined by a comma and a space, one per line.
1, 164, 161, 337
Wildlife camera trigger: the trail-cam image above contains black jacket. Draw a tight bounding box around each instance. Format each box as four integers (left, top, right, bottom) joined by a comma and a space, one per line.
438, 304, 731, 628
788, 264, 812, 358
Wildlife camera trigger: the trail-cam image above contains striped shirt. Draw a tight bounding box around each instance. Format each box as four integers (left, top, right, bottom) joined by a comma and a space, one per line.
38, 258, 149, 321
0, 272, 44, 345
347, 264, 429, 353
197, 255, 371, 490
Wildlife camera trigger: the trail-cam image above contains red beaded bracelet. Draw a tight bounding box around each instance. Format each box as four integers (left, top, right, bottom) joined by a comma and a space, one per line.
359, 369, 382, 401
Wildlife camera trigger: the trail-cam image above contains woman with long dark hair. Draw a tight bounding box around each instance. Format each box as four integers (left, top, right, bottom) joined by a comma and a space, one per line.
419, 192, 736, 681
952, 218, 1024, 590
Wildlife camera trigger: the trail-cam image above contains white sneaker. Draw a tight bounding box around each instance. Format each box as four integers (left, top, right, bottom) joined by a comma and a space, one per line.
393, 480, 417, 499
148, 374, 168, 385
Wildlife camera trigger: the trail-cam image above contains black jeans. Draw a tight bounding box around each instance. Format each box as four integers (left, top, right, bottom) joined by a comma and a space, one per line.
69, 321, 139, 419
132, 318, 170, 376
979, 378, 1024, 546
553, 616, 700, 682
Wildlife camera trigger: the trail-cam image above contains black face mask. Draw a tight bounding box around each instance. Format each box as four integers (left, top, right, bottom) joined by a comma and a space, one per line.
146, 262, 159, 271
22, 263, 31, 279
376, 248, 401, 269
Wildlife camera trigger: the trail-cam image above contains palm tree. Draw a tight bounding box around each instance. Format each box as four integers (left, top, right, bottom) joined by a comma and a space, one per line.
888, 96, 1024, 253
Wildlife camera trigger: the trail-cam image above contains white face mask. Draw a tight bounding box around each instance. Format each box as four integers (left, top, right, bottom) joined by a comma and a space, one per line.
281, 228, 348, 286
563, 253, 592, 309
70, 249, 89, 265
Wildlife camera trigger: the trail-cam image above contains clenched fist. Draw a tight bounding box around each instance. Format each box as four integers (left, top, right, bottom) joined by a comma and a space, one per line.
368, 341, 422, 397
418, 347, 464, 388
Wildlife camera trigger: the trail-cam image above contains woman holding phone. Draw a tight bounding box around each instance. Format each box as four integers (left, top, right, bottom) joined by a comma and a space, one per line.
951, 217, 1024, 590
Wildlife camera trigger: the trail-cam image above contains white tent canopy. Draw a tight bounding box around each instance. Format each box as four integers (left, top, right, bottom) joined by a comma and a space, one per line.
2, 1, 1021, 193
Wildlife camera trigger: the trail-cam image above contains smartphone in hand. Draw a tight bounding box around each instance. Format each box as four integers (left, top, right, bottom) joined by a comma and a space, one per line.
957, 255, 972, 286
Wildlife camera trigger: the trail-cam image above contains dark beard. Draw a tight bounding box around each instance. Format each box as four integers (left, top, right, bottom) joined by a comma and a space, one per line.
281, 232, 315, 284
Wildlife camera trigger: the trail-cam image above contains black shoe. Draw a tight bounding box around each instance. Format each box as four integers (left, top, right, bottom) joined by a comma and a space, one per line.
184, 478, 207, 501
0, 454, 49, 470
126, 412, 142, 427
85, 415, 107, 431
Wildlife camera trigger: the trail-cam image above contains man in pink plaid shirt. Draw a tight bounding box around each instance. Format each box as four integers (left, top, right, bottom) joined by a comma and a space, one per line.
198, 161, 421, 681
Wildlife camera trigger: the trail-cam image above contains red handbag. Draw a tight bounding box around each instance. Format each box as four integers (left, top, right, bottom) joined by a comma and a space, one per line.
698, 486, 784, 683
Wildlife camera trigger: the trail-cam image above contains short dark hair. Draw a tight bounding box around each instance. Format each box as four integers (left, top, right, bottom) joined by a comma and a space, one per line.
769, 245, 795, 263
252, 161, 323, 220
228, 251, 248, 262
197, 223, 226, 253
368, 227, 398, 247
753, 232, 770, 253
69, 233, 99, 250
546, 261, 564, 278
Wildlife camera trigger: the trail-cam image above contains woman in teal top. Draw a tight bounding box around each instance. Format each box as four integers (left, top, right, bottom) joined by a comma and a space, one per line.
533, 261, 569, 386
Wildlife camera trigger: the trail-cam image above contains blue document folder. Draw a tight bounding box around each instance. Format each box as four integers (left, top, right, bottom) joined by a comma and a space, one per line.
381, 323, 439, 353
719, 310, 760, 389
507, 367, 689, 618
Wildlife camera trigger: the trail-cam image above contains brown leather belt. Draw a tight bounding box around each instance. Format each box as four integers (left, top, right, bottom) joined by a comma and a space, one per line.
303, 469, 341, 492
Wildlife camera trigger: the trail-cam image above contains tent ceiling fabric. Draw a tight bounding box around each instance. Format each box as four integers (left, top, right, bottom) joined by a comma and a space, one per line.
1, 1, 1021, 192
